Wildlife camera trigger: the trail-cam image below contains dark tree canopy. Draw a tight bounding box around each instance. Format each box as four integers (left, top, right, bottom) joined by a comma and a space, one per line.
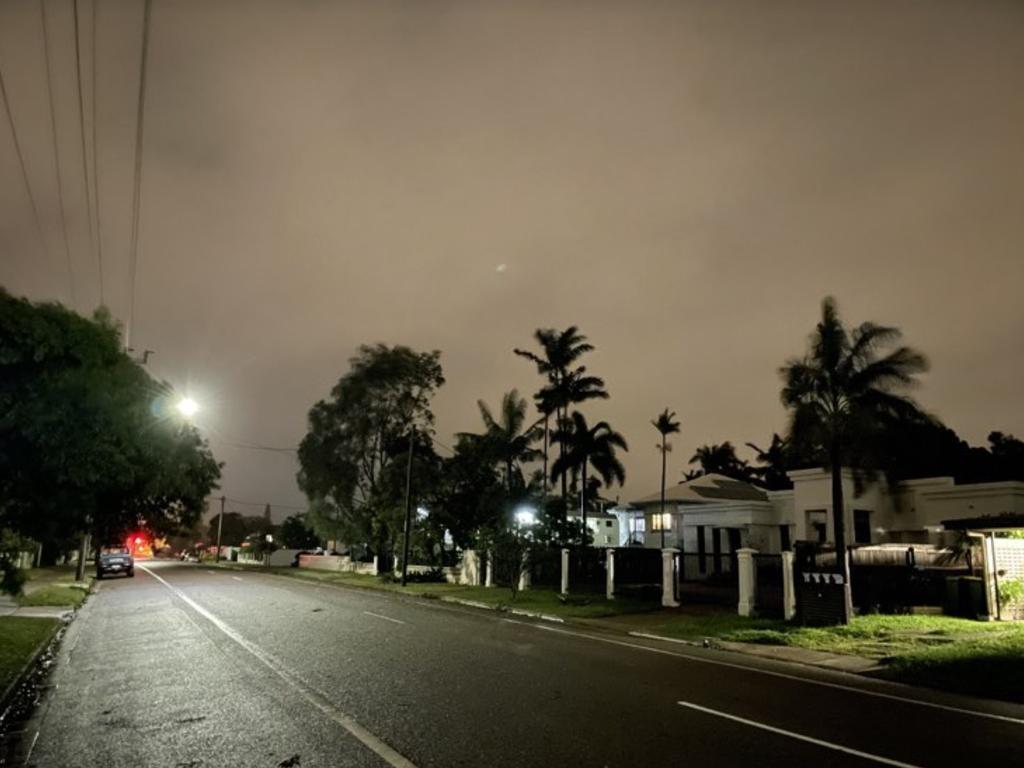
297, 344, 444, 555
0, 289, 221, 557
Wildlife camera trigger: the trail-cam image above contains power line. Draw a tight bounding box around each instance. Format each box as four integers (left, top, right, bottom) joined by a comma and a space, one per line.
39, 0, 76, 307
90, 0, 104, 306
0, 44, 48, 258
72, 0, 98, 306
124, 0, 152, 349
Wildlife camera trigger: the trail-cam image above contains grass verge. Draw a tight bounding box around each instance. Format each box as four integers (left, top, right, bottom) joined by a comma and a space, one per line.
637, 610, 1024, 703
219, 564, 660, 619
0, 617, 61, 696
16, 584, 90, 608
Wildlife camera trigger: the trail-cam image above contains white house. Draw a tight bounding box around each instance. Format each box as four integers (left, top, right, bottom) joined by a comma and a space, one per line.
568, 511, 621, 547
629, 470, 1024, 576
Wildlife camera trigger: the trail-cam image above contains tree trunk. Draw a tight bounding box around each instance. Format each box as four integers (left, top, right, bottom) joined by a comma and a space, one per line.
830, 438, 853, 623
559, 408, 568, 503
542, 414, 549, 496
76, 532, 89, 582
660, 437, 667, 549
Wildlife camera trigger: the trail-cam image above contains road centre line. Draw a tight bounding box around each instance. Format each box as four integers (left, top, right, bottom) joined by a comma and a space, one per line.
363, 611, 406, 625
677, 701, 922, 768
139, 565, 417, 768
231, 576, 244, 582
501, 620, 1024, 725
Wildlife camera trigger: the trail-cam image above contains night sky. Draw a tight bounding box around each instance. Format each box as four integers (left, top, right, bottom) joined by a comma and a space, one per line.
2, 0, 1022, 518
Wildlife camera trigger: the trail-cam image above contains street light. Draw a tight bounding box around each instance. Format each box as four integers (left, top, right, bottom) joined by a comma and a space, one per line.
176, 397, 199, 419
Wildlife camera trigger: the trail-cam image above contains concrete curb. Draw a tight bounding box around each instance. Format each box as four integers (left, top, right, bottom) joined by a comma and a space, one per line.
626, 630, 883, 674
440, 597, 566, 624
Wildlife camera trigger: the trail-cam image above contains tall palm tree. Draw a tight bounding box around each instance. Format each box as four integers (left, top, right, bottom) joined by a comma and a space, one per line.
780, 296, 929, 623
652, 409, 681, 548
551, 412, 628, 535
463, 390, 542, 498
515, 327, 600, 499
688, 442, 750, 480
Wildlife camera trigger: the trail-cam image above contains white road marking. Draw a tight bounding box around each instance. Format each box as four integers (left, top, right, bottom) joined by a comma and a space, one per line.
206, 570, 216, 575
231, 576, 244, 582
677, 701, 922, 768
140, 565, 417, 768
501, 620, 1024, 725
363, 611, 406, 625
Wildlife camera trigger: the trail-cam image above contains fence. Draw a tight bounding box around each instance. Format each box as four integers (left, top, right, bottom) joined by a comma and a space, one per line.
568, 547, 606, 592
528, 546, 563, 589
678, 552, 738, 606
754, 553, 784, 618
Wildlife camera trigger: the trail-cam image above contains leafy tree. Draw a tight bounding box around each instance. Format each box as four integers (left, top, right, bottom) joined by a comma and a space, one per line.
428, 434, 506, 551
551, 412, 628, 533
208, 512, 263, 547
0, 290, 220, 588
780, 296, 929, 623
687, 442, 751, 481
652, 409, 680, 547
279, 514, 320, 549
297, 344, 444, 566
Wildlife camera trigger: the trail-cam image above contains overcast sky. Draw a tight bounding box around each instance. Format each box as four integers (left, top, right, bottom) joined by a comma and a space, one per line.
2, 0, 1022, 519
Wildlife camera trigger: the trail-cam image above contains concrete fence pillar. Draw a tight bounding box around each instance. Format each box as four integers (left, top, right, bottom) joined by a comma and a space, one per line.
781, 550, 796, 621
606, 548, 615, 600
737, 548, 758, 617
560, 548, 570, 595
371, 555, 379, 574
460, 549, 481, 585
661, 548, 679, 608
485, 550, 494, 588
518, 552, 531, 592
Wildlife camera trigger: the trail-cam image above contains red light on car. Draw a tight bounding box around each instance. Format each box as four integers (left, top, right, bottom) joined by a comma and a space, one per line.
135, 537, 143, 545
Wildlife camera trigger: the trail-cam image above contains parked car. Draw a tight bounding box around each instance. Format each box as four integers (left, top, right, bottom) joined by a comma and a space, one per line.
96, 546, 134, 579
179, 550, 201, 563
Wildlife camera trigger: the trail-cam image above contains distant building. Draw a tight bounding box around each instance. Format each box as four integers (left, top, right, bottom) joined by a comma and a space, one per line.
568, 510, 620, 548
628, 470, 1024, 575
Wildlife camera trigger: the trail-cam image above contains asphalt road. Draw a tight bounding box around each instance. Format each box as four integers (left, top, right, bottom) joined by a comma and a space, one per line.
21, 561, 1024, 767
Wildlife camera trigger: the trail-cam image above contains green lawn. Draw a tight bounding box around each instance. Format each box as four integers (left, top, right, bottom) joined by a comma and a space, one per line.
14, 565, 92, 607
16, 584, 90, 608
636, 610, 1024, 703
0, 617, 61, 695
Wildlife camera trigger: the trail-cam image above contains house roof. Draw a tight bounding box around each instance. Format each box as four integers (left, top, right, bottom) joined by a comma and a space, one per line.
629, 473, 769, 506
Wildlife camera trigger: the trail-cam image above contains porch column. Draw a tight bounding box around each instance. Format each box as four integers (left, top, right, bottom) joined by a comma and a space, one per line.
781, 550, 796, 621
737, 548, 758, 617
518, 552, 531, 592
606, 548, 615, 600
661, 548, 679, 608
560, 548, 570, 595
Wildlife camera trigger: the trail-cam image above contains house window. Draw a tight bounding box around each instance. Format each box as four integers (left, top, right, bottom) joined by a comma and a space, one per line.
605, 520, 613, 528
779, 525, 791, 552
651, 513, 672, 532
697, 525, 706, 573
854, 510, 872, 544
806, 510, 827, 544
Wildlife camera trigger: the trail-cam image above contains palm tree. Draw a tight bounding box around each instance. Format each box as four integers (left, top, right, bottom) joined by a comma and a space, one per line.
551, 412, 628, 535
515, 327, 601, 499
780, 296, 929, 623
463, 390, 542, 498
746, 434, 792, 490
688, 442, 750, 480
652, 409, 681, 548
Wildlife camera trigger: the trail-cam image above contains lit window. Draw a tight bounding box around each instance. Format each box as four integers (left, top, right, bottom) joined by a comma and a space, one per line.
650, 513, 673, 532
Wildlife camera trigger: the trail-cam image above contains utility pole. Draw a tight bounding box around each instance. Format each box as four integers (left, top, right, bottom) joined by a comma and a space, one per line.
400, 426, 415, 587
214, 495, 225, 563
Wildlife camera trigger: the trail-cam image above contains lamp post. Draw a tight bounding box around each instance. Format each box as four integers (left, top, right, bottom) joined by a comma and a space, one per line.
214, 495, 225, 563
